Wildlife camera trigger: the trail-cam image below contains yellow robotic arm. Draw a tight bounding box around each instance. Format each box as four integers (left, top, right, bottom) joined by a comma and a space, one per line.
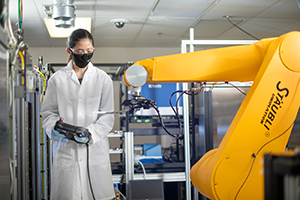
123, 31, 300, 200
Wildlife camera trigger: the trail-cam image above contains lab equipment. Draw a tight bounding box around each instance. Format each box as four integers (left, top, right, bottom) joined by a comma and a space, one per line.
135, 83, 183, 116
128, 179, 164, 200
135, 144, 163, 163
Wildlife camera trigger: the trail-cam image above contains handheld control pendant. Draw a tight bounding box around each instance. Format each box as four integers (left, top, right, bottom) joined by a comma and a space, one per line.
54, 118, 91, 144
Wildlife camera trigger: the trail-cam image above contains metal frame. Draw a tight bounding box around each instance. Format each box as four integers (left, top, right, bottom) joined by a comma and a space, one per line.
0, 26, 10, 200
13, 52, 47, 200
16, 72, 28, 200
123, 131, 186, 198
110, 131, 187, 198
124, 132, 134, 196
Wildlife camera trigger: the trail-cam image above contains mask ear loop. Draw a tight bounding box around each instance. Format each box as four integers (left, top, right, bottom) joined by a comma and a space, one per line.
68, 48, 73, 54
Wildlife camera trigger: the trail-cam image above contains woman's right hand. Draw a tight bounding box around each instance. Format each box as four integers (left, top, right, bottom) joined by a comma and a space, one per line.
51, 128, 66, 138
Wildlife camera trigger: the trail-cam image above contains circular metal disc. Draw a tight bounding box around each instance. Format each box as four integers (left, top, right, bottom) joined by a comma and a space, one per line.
125, 65, 148, 87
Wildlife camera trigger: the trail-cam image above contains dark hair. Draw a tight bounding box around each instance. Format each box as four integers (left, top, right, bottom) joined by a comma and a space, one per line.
67, 28, 94, 62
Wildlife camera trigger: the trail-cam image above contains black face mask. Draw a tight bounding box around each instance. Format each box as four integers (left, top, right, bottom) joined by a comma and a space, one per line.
71, 52, 94, 68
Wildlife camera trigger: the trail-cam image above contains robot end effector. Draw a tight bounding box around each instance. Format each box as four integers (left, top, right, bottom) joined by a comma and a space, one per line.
122, 64, 157, 111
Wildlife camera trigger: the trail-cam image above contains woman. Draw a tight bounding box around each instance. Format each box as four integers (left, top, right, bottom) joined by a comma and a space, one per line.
41, 28, 115, 200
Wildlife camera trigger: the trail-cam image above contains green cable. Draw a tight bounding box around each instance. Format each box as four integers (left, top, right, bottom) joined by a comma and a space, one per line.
18, 0, 22, 30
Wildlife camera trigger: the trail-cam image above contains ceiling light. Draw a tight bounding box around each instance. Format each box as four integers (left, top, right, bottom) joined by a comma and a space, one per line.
44, 17, 91, 38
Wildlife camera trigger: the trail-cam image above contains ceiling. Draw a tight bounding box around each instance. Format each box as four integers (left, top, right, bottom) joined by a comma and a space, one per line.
8, 0, 300, 48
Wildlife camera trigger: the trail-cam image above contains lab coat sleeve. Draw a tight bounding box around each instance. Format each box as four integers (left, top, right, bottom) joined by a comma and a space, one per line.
41, 77, 60, 141
87, 76, 114, 144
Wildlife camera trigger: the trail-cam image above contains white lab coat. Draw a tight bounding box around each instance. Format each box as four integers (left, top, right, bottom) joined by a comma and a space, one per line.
41, 61, 115, 200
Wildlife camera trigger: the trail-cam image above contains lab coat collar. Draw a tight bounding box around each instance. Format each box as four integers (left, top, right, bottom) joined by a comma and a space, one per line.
65, 60, 95, 85
81, 62, 95, 85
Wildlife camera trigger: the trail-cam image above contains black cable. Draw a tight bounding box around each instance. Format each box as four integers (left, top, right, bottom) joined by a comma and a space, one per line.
234, 122, 295, 200
226, 82, 247, 96
169, 90, 184, 116
169, 89, 200, 116
150, 101, 182, 139
163, 82, 244, 139
226, 16, 260, 40
176, 92, 186, 137
169, 91, 183, 136
211, 82, 247, 96
86, 143, 96, 200
166, 89, 202, 139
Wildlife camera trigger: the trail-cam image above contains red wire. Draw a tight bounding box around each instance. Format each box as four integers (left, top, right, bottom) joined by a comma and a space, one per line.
21, 0, 23, 23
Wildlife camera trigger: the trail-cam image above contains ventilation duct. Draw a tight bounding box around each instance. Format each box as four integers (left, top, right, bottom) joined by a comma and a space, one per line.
42, 0, 75, 28
52, 0, 75, 20
55, 18, 75, 28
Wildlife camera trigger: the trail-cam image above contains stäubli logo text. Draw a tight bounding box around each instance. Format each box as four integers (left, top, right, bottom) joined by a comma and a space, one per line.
260, 81, 289, 131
